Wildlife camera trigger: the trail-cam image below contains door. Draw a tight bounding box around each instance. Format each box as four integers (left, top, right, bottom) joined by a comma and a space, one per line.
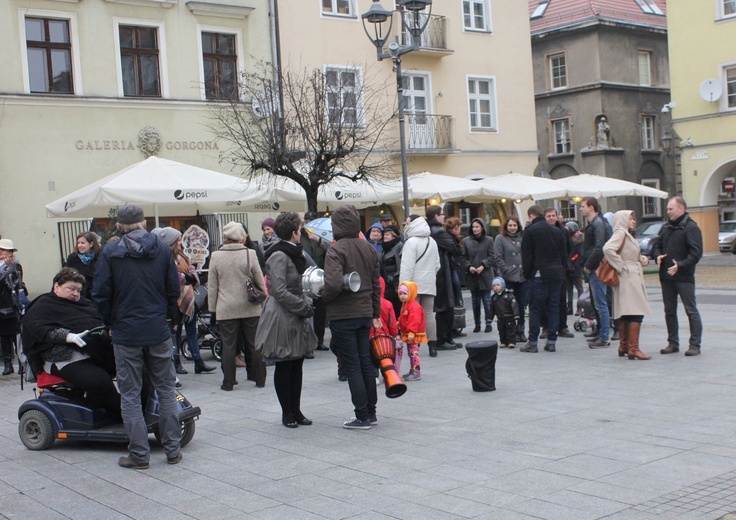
403, 72, 435, 149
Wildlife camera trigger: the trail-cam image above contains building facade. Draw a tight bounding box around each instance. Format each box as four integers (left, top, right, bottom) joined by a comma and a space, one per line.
528, 0, 673, 223
0, 0, 272, 293
273, 0, 539, 229
666, 0, 736, 253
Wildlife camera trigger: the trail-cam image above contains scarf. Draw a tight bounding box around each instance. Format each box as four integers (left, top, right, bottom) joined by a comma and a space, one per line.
382, 236, 401, 252
264, 239, 307, 274
78, 252, 95, 265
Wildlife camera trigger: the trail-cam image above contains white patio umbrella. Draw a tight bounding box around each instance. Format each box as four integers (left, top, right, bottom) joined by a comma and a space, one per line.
472, 173, 568, 201
406, 172, 484, 203
45, 157, 277, 221
555, 173, 669, 199
273, 176, 406, 209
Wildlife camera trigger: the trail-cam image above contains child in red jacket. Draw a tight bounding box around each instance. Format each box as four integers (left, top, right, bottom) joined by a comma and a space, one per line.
398, 281, 427, 381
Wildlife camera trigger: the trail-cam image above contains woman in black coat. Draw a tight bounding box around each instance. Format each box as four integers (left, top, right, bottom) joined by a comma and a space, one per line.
0, 239, 26, 375
64, 232, 101, 300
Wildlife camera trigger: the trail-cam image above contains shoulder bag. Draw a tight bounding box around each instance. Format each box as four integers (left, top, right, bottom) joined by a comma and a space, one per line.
245, 250, 267, 304
595, 238, 625, 287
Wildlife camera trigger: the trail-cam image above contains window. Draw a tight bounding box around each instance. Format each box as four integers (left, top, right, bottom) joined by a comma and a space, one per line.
552, 119, 571, 154
24, 17, 74, 94
119, 25, 161, 97
549, 53, 567, 90
467, 76, 497, 131
322, 0, 354, 17
325, 66, 362, 126
725, 0, 736, 17
642, 179, 662, 218
727, 67, 736, 108
634, 0, 664, 15
641, 116, 655, 149
531, 0, 549, 19
202, 32, 238, 100
463, 0, 491, 32
638, 51, 652, 86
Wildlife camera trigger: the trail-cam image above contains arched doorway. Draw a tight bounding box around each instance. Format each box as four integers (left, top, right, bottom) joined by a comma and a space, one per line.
702, 159, 736, 221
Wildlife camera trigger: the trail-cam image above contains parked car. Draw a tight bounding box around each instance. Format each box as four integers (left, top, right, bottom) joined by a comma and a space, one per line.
635, 220, 665, 258
719, 220, 736, 254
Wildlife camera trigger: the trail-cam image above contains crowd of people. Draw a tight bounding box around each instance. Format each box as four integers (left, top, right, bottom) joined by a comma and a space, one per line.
0, 194, 706, 467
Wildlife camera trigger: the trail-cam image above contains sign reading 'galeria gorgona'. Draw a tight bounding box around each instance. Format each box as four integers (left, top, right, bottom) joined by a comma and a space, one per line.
74, 126, 218, 156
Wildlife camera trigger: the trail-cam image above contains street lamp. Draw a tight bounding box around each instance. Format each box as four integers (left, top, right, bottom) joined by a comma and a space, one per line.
362, 0, 433, 221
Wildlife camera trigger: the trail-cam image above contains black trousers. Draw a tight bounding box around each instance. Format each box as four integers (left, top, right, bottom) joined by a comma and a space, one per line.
497, 316, 517, 346
435, 307, 455, 344
273, 358, 305, 422
313, 297, 326, 345
52, 359, 121, 415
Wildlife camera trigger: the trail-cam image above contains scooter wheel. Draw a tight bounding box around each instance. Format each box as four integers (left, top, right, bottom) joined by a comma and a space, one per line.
181, 420, 196, 447
19, 410, 55, 451
212, 339, 222, 361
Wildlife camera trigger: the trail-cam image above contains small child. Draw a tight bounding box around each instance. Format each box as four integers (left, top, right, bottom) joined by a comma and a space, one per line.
397, 281, 427, 381
490, 277, 520, 349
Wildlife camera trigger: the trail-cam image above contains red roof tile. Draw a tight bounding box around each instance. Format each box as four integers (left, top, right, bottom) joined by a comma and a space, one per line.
529, 0, 667, 34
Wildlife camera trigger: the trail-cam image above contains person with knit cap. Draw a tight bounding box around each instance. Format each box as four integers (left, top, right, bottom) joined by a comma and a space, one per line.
208, 221, 267, 391
258, 217, 278, 260
152, 227, 216, 375
489, 277, 520, 349
397, 281, 426, 381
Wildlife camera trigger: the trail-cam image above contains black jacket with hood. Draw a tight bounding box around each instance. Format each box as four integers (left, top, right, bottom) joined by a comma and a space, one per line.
93, 229, 179, 346
322, 205, 381, 322
461, 218, 495, 292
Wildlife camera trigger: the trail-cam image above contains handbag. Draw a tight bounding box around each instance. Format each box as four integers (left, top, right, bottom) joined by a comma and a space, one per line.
245, 251, 266, 304
595, 239, 625, 287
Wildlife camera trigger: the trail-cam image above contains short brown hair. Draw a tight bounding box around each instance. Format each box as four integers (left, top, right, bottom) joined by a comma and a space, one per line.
53, 267, 86, 288
274, 212, 302, 240
425, 205, 443, 221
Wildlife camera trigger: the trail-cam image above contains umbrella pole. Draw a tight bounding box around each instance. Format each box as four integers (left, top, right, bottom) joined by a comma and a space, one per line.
154, 203, 160, 228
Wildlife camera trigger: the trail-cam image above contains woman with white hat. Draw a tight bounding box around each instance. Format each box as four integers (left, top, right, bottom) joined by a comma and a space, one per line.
0, 239, 26, 375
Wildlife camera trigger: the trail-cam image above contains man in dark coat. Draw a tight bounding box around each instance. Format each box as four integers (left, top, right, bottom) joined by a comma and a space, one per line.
323, 205, 381, 430
301, 211, 329, 351
539, 208, 575, 339
426, 205, 462, 351
94, 205, 181, 469
580, 197, 612, 348
652, 196, 703, 356
520, 205, 567, 353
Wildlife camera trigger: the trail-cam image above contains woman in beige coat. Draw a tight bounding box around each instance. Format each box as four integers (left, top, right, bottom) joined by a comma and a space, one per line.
603, 210, 652, 360
208, 221, 266, 390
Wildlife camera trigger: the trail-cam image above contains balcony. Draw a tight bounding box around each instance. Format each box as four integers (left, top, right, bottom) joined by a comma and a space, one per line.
406, 114, 453, 152
398, 13, 453, 56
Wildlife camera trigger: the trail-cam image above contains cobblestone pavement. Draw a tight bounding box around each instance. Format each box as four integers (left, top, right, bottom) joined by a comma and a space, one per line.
1, 278, 735, 519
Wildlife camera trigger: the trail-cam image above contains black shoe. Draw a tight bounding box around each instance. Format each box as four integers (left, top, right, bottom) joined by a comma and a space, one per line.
435, 342, 458, 351
167, 453, 182, 465
588, 338, 610, 349
369, 413, 378, 424
484, 325, 492, 333
194, 359, 216, 374
221, 383, 234, 391
539, 329, 548, 339
295, 415, 313, 425
544, 342, 556, 352
473, 325, 481, 333
119, 455, 149, 470
338, 374, 348, 381
567, 307, 574, 315
586, 335, 600, 343
175, 364, 188, 375
452, 330, 467, 338
316, 344, 330, 351
2, 362, 14, 376
282, 419, 298, 428
517, 333, 528, 343
520, 343, 538, 353
428, 341, 438, 357
558, 328, 575, 338
611, 329, 620, 341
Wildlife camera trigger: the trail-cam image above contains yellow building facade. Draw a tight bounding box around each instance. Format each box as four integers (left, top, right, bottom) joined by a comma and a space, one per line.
666, 0, 736, 252
0, 0, 272, 293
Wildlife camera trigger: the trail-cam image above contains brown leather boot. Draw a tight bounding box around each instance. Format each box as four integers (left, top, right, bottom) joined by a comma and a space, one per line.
627, 322, 651, 360
617, 320, 629, 358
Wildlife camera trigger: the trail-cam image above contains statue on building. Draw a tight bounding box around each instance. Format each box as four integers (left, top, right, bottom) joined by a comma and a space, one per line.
596, 117, 610, 149
138, 126, 161, 158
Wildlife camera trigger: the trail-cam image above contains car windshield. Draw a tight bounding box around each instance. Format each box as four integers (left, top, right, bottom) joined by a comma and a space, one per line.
636, 222, 663, 237
720, 222, 736, 233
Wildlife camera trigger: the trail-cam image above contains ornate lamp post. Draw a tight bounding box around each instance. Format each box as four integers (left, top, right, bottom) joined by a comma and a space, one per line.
362, 0, 433, 221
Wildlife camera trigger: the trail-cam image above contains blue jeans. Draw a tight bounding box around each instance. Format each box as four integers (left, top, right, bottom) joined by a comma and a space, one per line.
588, 272, 611, 341
528, 278, 563, 343
114, 340, 181, 461
330, 318, 377, 421
470, 289, 492, 327
174, 312, 202, 359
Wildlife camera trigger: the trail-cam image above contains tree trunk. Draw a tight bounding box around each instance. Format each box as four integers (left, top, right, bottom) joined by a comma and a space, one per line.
306, 186, 319, 213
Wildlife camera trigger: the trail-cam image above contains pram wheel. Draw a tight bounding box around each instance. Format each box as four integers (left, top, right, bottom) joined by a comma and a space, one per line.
180, 338, 194, 361
579, 321, 588, 332
212, 339, 222, 361
19, 410, 55, 451
573, 322, 581, 332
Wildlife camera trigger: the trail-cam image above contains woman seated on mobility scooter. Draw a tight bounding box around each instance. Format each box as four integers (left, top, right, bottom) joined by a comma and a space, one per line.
21, 267, 120, 416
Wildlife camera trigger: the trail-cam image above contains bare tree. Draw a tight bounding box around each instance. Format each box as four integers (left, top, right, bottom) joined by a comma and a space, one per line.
209, 61, 396, 212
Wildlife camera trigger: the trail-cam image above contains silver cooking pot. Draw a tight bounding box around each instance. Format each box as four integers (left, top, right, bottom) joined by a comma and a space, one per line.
302, 266, 361, 298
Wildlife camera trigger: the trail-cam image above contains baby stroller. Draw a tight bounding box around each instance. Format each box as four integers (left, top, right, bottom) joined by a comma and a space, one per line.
573, 288, 597, 333
180, 274, 222, 362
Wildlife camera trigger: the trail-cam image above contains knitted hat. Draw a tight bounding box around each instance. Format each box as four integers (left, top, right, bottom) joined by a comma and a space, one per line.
152, 227, 181, 247
222, 221, 246, 242
492, 277, 506, 289
116, 205, 145, 225
261, 217, 275, 230
382, 224, 400, 237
